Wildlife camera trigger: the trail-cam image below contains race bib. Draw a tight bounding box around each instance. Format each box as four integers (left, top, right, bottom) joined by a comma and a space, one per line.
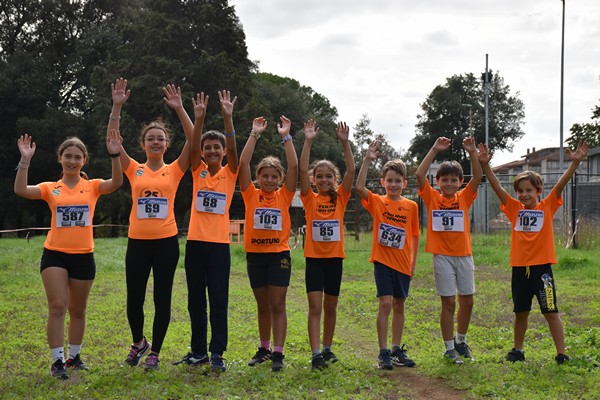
254, 208, 282, 231
515, 210, 543, 232
311, 220, 341, 242
195, 190, 226, 214
431, 210, 465, 232
137, 197, 168, 219
377, 223, 406, 249
57, 205, 90, 228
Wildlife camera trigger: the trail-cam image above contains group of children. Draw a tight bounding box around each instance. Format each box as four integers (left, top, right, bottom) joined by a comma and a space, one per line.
14, 78, 588, 379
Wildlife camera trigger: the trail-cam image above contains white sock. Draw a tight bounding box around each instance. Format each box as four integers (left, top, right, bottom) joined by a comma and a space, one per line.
444, 340, 455, 351
68, 343, 82, 360
51, 347, 64, 363
455, 333, 467, 344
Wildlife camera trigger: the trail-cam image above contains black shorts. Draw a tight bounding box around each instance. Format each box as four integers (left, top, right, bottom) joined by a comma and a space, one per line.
246, 251, 292, 288
511, 264, 559, 314
40, 248, 96, 280
373, 262, 411, 299
305, 257, 343, 296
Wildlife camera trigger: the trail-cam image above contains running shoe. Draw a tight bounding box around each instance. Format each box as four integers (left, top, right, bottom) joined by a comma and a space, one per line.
555, 353, 570, 365
311, 353, 328, 370
173, 352, 209, 366
454, 339, 474, 361
271, 351, 285, 372
391, 345, 416, 367
444, 348, 464, 365
66, 354, 89, 370
505, 348, 525, 363
210, 354, 226, 372
50, 359, 69, 380
248, 347, 272, 366
322, 348, 338, 363
125, 337, 151, 366
144, 353, 160, 371
377, 350, 393, 370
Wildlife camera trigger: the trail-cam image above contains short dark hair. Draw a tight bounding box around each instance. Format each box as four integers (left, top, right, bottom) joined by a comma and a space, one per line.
436, 161, 463, 180
513, 170, 543, 192
201, 130, 226, 148
382, 159, 407, 179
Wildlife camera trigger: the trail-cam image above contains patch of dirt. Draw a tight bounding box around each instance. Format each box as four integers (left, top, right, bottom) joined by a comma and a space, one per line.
385, 368, 468, 400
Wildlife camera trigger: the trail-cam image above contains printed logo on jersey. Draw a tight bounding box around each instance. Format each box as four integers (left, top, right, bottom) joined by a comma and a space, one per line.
136, 169, 144, 176
52, 189, 61, 196
199, 170, 208, 178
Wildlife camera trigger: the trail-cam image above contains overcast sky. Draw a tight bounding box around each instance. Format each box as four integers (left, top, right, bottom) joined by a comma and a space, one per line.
231, 0, 600, 166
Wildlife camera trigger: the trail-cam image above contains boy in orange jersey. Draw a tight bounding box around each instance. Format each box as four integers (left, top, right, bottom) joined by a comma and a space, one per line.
356, 139, 420, 370
478, 141, 588, 365
415, 136, 482, 364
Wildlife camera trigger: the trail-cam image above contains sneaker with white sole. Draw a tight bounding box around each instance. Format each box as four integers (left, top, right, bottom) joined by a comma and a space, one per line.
173, 352, 209, 366
210, 354, 226, 372
391, 345, 416, 367
248, 347, 272, 366
444, 348, 464, 364
50, 359, 69, 380
144, 353, 160, 371
454, 340, 474, 361
66, 354, 89, 370
125, 337, 151, 367
377, 350, 393, 370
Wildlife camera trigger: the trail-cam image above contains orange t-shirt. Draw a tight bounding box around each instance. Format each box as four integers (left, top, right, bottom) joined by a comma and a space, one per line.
241, 185, 294, 253
501, 188, 562, 267
38, 179, 102, 254
362, 191, 420, 276
301, 186, 351, 259
187, 161, 238, 243
124, 158, 186, 239
418, 180, 476, 256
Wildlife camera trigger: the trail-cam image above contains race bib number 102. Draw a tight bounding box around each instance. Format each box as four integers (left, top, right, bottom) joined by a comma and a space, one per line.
515, 210, 544, 232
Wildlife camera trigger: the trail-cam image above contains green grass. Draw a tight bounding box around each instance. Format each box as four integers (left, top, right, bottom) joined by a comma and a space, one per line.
1, 234, 599, 399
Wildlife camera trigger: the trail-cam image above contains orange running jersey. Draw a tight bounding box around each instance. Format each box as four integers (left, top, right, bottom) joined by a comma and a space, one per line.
241, 185, 294, 253
38, 179, 102, 254
301, 186, 351, 259
418, 180, 477, 256
362, 191, 420, 276
187, 161, 238, 243
124, 158, 186, 239
501, 187, 562, 267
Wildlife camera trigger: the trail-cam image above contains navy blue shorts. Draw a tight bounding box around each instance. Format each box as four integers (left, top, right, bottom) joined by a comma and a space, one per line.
305, 257, 343, 296
373, 262, 411, 299
511, 264, 559, 314
246, 251, 292, 288
40, 248, 96, 280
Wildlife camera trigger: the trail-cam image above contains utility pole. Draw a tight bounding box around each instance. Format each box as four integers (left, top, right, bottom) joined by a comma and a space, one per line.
482, 54, 491, 234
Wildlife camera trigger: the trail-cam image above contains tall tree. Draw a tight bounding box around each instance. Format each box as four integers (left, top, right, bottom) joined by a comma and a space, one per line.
408, 72, 525, 173
567, 101, 600, 149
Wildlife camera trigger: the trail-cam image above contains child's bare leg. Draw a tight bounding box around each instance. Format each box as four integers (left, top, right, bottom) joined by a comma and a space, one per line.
513, 311, 529, 349
440, 296, 456, 341
544, 313, 566, 354
391, 297, 406, 345
377, 296, 393, 349
456, 294, 474, 335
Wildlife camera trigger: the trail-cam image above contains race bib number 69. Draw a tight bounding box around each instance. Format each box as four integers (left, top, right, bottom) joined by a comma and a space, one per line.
137, 197, 168, 219
377, 223, 406, 249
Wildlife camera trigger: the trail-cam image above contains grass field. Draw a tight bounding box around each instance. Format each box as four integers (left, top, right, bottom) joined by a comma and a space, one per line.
0, 234, 599, 399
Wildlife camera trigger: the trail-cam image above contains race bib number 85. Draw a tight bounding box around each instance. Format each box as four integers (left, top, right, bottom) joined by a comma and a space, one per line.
312, 220, 341, 242
254, 208, 282, 231
515, 210, 543, 232
377, 223, 406, 249
137, 197, 168, 219
57, 205, 90, 228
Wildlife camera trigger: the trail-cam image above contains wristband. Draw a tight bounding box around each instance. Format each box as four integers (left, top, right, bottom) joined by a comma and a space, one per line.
15, 161, 30, 171
281, 134, 293, 143
250, 130, 261, 140
109, 152, 121, 158
109, 114, 121, 121
224, 130, 235, 137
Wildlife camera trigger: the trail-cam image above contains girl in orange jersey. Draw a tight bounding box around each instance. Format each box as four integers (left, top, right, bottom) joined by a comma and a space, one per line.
14, 131, 123, 379
478, 141, 588, 365
108, 78, 192, 371
238, 115, 298, 372
299, 120, 355, 370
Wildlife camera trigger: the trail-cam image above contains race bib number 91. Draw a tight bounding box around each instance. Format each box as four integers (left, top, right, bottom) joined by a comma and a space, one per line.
137, 197, 168, 219
254, 208, 282, 231
377, 223, 406, 249
515, 210, 544, 232
312, 220, 341, 242
195, 190, 226, 214
431, 210, 464, 232
57, 205, 90, 228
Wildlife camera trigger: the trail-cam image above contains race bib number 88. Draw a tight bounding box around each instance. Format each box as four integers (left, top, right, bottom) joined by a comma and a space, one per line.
377, 223, 406, 249
515, 210, 544, 232
57, 205, 90, 228
137, 197, 168, 219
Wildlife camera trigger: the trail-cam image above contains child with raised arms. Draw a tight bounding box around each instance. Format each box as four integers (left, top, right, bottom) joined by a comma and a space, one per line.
238, 115, 298, 372
299, 120, 355, 370
356, 139, 420, 370
478, 141, 588, 364
415, 136, 482, 364
14, 130, 123, 379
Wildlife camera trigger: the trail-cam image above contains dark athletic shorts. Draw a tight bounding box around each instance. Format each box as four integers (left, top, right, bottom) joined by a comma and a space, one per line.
305, 257, 343, 296
511, 264, 559, 314
40, 248, 96, 280
246, 251, 292, 288
373, 261, 411, 299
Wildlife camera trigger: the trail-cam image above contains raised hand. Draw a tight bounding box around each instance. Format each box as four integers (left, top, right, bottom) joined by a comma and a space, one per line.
277, 115, 291, 138
162, 84, 183, 110
365, 139, 379, 161
462, 137, 476, 153
477, 143, 493, 165
192, 92, 209, 121
111, 78, 130, 106
433, 136, 451, 152
336, 122, 349, 142
106, 129, 122, 155
252, 117, 268, 135
304, 119, 319, 141
569, 141, 589, 162
218, 90, 237, 118
17, 134, 36, 161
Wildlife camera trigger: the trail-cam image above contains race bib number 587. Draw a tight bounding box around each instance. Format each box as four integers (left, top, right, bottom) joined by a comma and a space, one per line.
57, 205, 90, 227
